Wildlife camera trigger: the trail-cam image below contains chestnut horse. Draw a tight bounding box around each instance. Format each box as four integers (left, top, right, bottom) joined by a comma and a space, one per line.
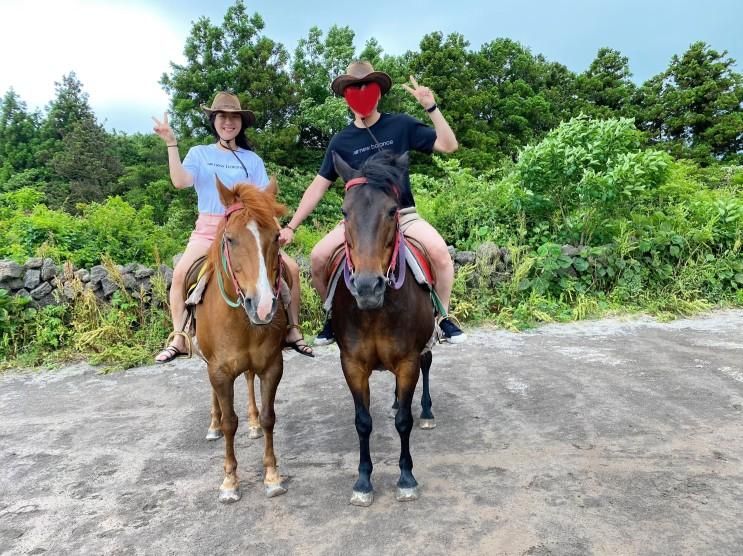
330, 150, 436, 506
195, 178, 288, 503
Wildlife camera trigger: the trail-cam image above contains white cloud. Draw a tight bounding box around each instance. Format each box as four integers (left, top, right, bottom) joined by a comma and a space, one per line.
0, 0, 184, 131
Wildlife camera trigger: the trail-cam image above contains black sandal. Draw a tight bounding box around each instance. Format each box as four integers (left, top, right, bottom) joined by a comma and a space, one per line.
155, 345, 188, 364
284, 338, 315, 358
284, 325, 315, 358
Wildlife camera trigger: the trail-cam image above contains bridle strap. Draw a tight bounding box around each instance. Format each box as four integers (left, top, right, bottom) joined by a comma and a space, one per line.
344, 177, 368, 191
342, 177, 405, 289
219, 202, 282, 309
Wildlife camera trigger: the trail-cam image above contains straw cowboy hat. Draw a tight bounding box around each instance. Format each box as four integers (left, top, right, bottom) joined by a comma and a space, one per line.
331, 61, 393, 96
201, 91, 256, 128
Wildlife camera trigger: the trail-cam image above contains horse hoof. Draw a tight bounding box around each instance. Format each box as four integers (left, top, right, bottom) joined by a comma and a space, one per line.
265, 483, 287, 498
219, 487, 241, 504
205, 428, 223, 440
248, 426, 263, 439
349, 490, 374, 507
419, 419, 436, 430
396, 486, 419, 502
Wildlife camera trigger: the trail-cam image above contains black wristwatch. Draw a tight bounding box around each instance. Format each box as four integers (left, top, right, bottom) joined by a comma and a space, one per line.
425, 103, 438, 113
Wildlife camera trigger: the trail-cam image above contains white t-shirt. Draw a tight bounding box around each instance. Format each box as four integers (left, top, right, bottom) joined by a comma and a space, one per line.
182, 144, 270, 214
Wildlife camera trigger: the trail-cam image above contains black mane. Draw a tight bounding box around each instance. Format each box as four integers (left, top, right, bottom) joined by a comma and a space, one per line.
358, 150, 405, 199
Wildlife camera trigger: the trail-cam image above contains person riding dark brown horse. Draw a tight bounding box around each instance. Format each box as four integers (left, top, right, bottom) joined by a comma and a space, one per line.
330, 149, 436, 506
195, 177, 289, 503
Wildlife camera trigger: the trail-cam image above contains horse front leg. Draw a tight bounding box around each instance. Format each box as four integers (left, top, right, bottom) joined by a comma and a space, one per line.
419, 350, 435, 429
395, 358, 421, 501
209, 367, 240, 503
258, 359, 287, 498
206, 387, 224, 440
342, 355, 374, 507
245, 370, 263, 439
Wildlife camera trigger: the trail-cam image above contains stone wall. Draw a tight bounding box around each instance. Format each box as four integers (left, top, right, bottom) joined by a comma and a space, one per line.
0, 243, 513, 307
0, 258, 173, 307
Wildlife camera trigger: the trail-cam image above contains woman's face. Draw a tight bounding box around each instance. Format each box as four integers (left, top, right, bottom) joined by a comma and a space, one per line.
214, 112, 243, 141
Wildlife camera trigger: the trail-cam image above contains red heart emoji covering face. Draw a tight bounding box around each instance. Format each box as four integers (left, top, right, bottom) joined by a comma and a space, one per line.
343, 82, 381, 118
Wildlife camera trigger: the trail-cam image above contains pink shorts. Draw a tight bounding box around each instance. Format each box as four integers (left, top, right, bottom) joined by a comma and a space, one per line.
186, 213, 223, 250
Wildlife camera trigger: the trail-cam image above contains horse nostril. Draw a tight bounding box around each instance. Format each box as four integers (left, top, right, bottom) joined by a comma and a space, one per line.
374, 276, 385, 295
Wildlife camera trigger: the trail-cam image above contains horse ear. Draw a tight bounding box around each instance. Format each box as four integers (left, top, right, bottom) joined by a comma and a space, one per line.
265, 176, 278, 198
396, 151, 410, 172
215, 175, 236, 207
332, 151, 355, 183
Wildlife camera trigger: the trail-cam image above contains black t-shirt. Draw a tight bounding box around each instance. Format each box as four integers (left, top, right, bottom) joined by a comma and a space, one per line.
318, 113, 437, 208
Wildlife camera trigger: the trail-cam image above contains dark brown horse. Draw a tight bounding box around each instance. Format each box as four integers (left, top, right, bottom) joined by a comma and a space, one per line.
330, 150, 436, 506
195, 178, 288, 503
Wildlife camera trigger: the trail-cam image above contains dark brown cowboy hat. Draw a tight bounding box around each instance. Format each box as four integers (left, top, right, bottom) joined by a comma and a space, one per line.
201, 91, 256, 128
330, 61, 393, 97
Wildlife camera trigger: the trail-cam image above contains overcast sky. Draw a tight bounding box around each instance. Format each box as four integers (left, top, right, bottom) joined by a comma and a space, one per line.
1, 0, 740, 134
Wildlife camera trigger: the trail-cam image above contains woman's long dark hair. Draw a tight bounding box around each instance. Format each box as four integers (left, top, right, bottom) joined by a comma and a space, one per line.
208, 112, 253, 151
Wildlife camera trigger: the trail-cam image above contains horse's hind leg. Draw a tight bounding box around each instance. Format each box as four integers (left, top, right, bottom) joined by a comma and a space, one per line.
245, 370, 263, 439
395, 359, 420, 502
209, 368, 241, 503
258, 360, 287, 498
419, 351, 435, 429
206, 388, 224, 440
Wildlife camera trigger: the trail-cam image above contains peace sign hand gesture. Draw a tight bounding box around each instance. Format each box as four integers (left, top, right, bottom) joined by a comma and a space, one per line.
151, 112, 177, 145
401, 76, 436, 111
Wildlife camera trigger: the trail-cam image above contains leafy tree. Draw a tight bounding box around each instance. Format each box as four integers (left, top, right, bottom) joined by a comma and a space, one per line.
636, 41, 743, 163
41, 72, 96, 142
160, 0, 295, 149
0, 89, 40, 182
291, 25, 357, 157
49, 118, 123, 208
576, 47, 636, 118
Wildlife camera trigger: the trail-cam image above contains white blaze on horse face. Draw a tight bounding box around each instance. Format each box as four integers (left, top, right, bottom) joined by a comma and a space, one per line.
246, 220, 274, 320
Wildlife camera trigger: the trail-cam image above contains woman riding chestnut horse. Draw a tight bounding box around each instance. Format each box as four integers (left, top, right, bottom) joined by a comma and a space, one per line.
196, 178, 289, 503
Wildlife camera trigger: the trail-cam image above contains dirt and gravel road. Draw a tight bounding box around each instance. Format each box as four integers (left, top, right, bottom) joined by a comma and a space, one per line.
1, 310, 742, 555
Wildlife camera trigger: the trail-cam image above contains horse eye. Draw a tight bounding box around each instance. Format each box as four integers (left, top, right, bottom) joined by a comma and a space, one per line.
274, 233, 280, 242
387, 207, 397, 218
341, 209, 348, 219
225, 234, 234, 244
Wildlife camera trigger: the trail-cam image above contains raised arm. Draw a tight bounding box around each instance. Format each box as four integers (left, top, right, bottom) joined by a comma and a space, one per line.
152, 112, 194, 189
402, 76, 459, 153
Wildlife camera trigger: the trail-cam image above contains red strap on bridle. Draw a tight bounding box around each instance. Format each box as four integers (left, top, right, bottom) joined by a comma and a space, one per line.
224, 202, 243, 218
344, 177, 368, 191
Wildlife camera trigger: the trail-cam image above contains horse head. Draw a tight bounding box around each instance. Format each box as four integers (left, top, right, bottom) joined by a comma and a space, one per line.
333, 150, 409, 310
213, 176, 287, 325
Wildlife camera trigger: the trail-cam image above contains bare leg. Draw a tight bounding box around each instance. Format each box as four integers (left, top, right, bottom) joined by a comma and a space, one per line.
310, 224, 345, 301
282, 255, 303, 344
156, 241, 210, 361
281, 255, 313, 356
404, 219, 454, 311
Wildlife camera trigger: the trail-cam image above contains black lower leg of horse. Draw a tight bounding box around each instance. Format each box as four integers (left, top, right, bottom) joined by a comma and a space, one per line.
391, 383, 399, 411
395, 376, 418, 490
420, 351, 434, 421
352, 392, 373, 494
